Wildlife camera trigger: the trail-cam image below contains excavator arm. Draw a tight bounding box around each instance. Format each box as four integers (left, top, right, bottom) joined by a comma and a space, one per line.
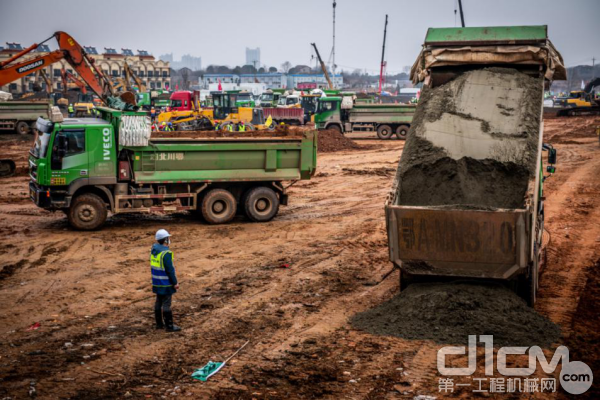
124, 62, 146, 92
61, 68, 87, 94
0, 31, 114, 102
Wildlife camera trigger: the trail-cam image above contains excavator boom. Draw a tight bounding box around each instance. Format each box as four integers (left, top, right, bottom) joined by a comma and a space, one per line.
0, 31, 113, 102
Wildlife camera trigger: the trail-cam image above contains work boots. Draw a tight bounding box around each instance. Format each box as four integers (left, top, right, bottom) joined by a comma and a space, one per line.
163, 311, 181, 332
154, 309, 164, 329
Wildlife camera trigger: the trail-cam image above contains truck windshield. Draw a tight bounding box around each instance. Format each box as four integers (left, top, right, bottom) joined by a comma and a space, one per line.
171, 99, 182, 107
238, 94, 252, 102
286, 98, 298, 105
31, 132, 51, 159
278, 97, 287, 106
260, 93, 273, 102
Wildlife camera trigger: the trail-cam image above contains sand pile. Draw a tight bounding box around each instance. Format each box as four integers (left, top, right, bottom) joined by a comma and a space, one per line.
318, 129, 361, 153
351, 282, 560, 347
395, 68, 543, 209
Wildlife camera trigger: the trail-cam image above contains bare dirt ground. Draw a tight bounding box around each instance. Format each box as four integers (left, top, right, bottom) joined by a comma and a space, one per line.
0, 118, 598, 399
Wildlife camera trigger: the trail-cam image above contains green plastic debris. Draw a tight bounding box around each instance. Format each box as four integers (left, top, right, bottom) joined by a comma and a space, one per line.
190, 340, 249, 382
191, 361, 225, 382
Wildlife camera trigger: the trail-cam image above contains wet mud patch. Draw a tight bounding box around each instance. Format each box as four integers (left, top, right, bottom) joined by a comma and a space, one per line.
351, 282, 561, 347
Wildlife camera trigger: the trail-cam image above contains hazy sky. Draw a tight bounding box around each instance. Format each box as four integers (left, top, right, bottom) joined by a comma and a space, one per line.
1, 0, 598, 73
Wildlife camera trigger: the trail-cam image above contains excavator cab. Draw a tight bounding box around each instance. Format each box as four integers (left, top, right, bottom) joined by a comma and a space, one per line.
212, 93, 238, 120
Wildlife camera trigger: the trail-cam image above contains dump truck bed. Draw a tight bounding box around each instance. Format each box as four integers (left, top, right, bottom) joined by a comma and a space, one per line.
126, 132, 317, 183
386, 25, 563, 281
349, 104, 415, 125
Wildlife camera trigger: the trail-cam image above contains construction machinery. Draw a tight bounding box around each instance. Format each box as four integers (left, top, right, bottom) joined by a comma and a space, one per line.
311, 43, 333, 90
385, 25, 566, 306
123, 62, 146, 92
28, 107, 317, 230
0, 32, 114, 102
555, 78, 600, 116
378, 15, 388, 94
0, 99, 56, 134
314, 96, 415, 139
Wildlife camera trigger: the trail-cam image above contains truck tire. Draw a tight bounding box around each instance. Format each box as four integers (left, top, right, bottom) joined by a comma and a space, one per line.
201, 189, 236, 224
395, 124, 410, 140
244, 186, 279, 222
328, 124, 342, 133
377, 124, 393, 140
15, 121, 30, 135
68, 193, 108, 231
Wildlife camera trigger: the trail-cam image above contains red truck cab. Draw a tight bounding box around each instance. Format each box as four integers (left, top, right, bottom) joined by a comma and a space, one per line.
170, 90, 200, 111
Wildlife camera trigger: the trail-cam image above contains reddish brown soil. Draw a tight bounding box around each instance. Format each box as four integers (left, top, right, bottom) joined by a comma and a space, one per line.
0, 117, 598, 399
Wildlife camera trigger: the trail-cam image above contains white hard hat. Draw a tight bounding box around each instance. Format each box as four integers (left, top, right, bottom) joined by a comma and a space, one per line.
155, 229, 171, 241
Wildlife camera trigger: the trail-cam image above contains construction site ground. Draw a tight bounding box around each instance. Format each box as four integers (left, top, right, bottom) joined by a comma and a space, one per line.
0, 117, 599, 399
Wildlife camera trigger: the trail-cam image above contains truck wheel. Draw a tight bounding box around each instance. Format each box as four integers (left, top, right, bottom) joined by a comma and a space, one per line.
68, 193, 108, 231
377, 124, 393, 140
244, 187, 279, 222
395, 124, 410, 140
201, 189, 236, 224
15, 121, 30, 135
329, 125, 342, 133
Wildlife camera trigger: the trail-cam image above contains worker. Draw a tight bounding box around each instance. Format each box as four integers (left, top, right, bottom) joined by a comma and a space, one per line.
227, 123, 233, 132
167, 122, 174, 131
68, 103, 74, 117
238, 121, 246, 132
150, 229, 181, 332
150, 107, 156, 121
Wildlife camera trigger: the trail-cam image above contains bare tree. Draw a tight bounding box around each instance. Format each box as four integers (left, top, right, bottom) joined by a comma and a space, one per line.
281, 61, 292, 73
181, 68, 190, 90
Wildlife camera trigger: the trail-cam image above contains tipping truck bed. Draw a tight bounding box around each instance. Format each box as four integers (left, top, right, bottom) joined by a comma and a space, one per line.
385, 25, 565, 305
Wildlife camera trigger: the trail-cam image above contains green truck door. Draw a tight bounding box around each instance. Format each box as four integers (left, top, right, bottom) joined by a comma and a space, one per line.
87, 126, 116, 177
50, 129, 89, 185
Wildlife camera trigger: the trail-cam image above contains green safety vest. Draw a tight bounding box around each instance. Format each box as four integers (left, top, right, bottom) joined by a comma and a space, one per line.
150, 250, 173, 287
68, 106, 74, 112
227, 124, 233, 131
238, 124, 246, 132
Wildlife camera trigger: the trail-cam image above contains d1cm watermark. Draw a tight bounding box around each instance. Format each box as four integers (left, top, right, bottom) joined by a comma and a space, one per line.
437, 335, 593, 395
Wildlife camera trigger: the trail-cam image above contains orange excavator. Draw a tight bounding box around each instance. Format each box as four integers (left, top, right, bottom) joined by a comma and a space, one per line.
0, 31, 115, 102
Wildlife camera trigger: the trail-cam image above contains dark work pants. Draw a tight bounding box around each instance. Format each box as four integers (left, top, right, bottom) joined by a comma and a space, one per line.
155, 294, 172, 313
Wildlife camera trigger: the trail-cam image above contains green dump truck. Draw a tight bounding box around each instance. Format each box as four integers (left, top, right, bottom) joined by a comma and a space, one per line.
29, 107, 317, 230
0, 99, 56, 134
385, 25, 566, 306
314, 97, 416, 140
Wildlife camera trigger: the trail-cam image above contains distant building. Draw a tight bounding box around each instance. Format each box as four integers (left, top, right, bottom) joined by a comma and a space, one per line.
287, 74, 343, 89
180, 54, 202, 71
159, 53, 174, 63
203, 73, 285, 89
0, 42, 171, 93
245, 47, 260, 68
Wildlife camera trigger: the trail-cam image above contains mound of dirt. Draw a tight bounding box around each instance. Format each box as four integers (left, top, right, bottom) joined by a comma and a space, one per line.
318, 129, 361, 153
395, 68, 543, 209
351, 282, 561, 347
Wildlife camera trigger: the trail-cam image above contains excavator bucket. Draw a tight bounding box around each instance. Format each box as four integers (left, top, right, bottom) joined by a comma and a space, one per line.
0, 159, 16, 177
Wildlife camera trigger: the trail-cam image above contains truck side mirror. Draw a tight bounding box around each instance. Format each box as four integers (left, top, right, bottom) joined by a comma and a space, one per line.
548, 148, 557, 165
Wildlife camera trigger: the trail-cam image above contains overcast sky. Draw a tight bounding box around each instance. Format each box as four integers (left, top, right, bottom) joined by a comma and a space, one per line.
1, 0, 598, 73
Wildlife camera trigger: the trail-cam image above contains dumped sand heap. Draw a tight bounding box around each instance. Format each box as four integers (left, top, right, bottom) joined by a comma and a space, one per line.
317, 129, 361, 153
395, 68, 543, 209
351, 282, 560, 347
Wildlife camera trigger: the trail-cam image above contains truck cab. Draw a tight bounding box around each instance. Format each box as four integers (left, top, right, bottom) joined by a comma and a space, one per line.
29, 116, 118, 225
169, 91, 199, 111
314, 97, 342, 130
